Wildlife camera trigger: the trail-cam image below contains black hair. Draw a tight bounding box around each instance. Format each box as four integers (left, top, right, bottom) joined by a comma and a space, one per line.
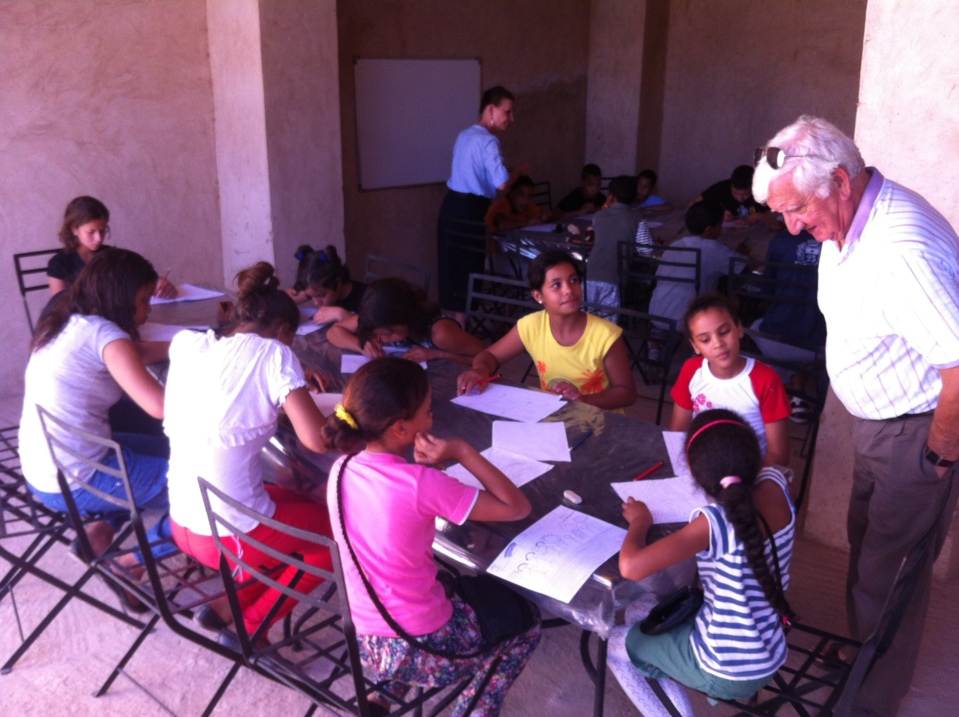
730, 164, 755, 189
608, 175, 638, 205
638, 169, 658, 185
509, 175, 534, 193
322, 357, 430, 453
581, 163, 602, 180
228, 261, 300, 334
32, 247, 156, 351
684, 200, 724, 235
685, 409, 794, 620
355, 277, 441, 349
682, 292, 739, 339
527, 249, 583, 291
480, 86, 515, 113
58, 196, 110, 252
292, 244, 351, 292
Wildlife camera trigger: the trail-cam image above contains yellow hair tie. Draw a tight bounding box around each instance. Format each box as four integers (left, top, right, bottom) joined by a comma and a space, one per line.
335, 404, 358, 430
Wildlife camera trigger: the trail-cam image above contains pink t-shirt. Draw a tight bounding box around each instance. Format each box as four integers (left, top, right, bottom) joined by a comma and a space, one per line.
671, 356, 790, 456
328, 451, 478, 637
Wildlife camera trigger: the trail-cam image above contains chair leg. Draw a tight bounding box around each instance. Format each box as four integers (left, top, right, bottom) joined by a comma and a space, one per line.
94, 614, 160, 697
199, 661, 243, 717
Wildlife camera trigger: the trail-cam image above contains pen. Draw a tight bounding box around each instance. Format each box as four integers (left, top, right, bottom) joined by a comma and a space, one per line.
634, 460, 664, 481
155, 268, 171, 297
470, 374, 501, 392
570, 428, 594, 452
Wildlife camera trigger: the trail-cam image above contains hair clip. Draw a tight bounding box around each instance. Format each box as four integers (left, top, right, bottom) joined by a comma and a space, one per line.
294, 249, 310, 262
319, 251, 328, 262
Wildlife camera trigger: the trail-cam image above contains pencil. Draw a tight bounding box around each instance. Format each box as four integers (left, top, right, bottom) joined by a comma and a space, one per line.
155, 268, 171, 297
634, 460, 664, 481
570, 428, 594, 452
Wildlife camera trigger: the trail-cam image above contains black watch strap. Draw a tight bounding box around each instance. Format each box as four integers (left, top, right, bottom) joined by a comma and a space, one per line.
924, 446, 956, 468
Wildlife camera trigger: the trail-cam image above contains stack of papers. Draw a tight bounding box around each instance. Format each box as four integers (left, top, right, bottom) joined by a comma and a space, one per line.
450, 383, 564, 423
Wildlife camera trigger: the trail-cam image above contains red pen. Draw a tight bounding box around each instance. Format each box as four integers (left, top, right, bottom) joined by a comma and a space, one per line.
634, 460, 664, 481
471, 374, 501, 392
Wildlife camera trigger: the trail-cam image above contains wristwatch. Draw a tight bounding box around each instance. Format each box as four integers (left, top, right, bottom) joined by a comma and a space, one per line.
924, 446, 956, 468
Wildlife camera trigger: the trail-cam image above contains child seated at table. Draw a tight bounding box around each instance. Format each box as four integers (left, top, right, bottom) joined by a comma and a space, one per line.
325, 357, 540, 716
670, 293, 791, 467
286, 244, 366, 325
648, 201, 747, 330
164, 261, 333, 642
635, 169, 673, 213
485, 175, 549, 232
327, 277, 485, 366
587, 175, 653, 313
556, 163, 606, 217
458, 249, 637, 410
608, 409, 795, 716
689, 165, 769, 224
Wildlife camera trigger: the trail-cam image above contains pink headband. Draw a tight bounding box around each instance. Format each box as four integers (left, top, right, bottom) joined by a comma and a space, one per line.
687, 419, 747, 450
720, 476, 742, 489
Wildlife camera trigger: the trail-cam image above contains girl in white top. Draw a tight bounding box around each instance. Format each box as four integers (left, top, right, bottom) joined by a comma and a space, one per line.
165, 261, 332, 640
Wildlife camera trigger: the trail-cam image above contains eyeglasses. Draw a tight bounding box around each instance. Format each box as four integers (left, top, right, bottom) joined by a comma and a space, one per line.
754, 146, 824, 170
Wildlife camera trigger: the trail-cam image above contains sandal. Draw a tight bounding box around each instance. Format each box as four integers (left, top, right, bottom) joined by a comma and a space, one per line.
816, 641, 851, 669
100, 573, 150, 614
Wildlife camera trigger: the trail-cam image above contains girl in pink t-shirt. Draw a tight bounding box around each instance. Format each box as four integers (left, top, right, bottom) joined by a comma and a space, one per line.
325, 358, 541, 716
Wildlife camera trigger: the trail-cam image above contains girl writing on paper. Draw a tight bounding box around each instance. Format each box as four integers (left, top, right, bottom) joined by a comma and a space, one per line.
164, 261, 333, 641
607, 408, 795, 715
325, 357, 540, 716
286, 244, 366, 325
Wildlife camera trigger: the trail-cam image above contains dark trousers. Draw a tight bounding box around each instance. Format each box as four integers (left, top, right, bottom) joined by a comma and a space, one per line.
847, 414, 959, 716
437, 190, 490, 312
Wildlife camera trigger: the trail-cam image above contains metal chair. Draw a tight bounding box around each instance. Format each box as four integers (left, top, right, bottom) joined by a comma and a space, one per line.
364, 254, 431, 294
617, 241, 702, 315
1, 424, 144, 675
198, 477, 479, 717
582, 302, 679, 425
530, 180, 553, 211
13, 249, 60, 333
463, 272, 539, 344
34, 407, 243, 714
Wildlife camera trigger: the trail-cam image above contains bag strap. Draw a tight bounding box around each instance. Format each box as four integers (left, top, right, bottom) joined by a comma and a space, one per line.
756, 510, 795, 626
333, 453, 491, 660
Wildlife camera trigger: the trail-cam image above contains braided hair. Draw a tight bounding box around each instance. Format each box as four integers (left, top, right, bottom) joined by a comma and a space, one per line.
685, 408, 793, 620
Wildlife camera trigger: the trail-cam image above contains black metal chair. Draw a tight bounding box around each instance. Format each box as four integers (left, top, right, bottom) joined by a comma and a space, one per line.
34, 407, 243, 715
617, 241, 702, 315
463, 272, 539, 344
364, 254, 431, 294
1, 424, 144, 675
198, 477, 479, 717
13, 248, 60, 333
530, 180, 553, 211
582, 302, 679, 425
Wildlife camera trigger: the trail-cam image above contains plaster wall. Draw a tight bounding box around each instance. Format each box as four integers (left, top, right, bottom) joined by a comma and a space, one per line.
656, 0, 867, 208
336, 0, 591, 294
260, 0, 345, 287
0, 0, 220, 397
206, 0, 274, 285
585, 0, 646, 176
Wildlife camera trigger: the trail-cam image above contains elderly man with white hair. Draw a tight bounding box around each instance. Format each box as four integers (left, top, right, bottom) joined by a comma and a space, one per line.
753, 115, 959, 716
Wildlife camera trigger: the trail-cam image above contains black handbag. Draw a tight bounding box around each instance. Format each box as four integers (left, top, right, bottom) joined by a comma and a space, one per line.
639, 585, 704, 636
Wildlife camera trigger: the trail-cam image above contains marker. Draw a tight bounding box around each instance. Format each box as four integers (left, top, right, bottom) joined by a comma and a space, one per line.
470, 374, 501, 393
570, 428, 594, 452
634, 460, 664, 481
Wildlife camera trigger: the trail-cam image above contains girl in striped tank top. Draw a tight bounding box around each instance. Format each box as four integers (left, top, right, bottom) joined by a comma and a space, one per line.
608, 409, 796, 716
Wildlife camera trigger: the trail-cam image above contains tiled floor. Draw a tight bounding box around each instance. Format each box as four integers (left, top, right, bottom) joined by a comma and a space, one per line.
3, 354, 957, 716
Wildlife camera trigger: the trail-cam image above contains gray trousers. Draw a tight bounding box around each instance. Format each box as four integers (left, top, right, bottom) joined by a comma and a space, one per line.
847, 414, 959, 717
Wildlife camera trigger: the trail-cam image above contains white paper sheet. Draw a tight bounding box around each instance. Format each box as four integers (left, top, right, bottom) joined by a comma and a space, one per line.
300, 306, 318, 318
610, 476, 710, 525
309, 392, 344, 415
296, 321, 326, 336
492, 420, 570, 463
446, 446, 553, 490
150, 284, 224, 305
521, 223, 559, 233
487, 506, 626, 603
450, 383, 564, 423
662, 431, 691, 476
340, 349, 427, 373
138, 322, 209, 342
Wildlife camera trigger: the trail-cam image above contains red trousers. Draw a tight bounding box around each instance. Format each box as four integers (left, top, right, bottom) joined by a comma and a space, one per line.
172, 485, 332, 635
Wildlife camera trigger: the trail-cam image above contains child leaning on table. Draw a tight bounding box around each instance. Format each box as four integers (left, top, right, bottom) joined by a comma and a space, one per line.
458, 249, 637, 410
325, 357, 541, 717
669, 293, 791, 467
607, 409, 795, 716
286, 244, 367, 325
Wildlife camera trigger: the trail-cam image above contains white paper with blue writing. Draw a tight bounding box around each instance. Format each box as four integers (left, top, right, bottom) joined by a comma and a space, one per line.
450, 383, 564, 423
610, 476, 709, 525
486, 506, 626, 603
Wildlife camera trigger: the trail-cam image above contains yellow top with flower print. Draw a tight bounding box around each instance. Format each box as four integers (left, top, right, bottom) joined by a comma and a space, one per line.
516, 310, 622, 396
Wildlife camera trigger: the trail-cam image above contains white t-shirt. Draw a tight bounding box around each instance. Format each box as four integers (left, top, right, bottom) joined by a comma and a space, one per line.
19, 315, 129, 493
164, 330, 307, 535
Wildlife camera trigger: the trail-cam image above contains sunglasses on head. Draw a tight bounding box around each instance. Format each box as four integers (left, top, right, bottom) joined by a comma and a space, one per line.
755, 146, 825, 170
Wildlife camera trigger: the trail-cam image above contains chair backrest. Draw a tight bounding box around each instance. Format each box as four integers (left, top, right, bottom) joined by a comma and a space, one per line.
530, 180, 552, 211
464, 272, 540, 343
0, 424, 63, 542
617, 241, 702, 312
364, 254, 431, 294
14, 249, 60, 333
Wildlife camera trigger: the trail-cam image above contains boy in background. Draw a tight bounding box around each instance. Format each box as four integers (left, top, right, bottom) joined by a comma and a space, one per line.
690, 165, 768, 223
485, 175, 549, 232
635, 169, 674, 212
557, 163, 606, 217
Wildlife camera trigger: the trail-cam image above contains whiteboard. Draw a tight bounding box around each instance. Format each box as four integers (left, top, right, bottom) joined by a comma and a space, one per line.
354, 58, 481, 190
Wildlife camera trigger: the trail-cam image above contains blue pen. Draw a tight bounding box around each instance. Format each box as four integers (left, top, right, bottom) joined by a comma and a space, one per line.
570, 428, 594, 452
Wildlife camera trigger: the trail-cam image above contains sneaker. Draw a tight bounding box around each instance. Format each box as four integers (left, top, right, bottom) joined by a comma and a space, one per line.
789, 396, 813, 424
